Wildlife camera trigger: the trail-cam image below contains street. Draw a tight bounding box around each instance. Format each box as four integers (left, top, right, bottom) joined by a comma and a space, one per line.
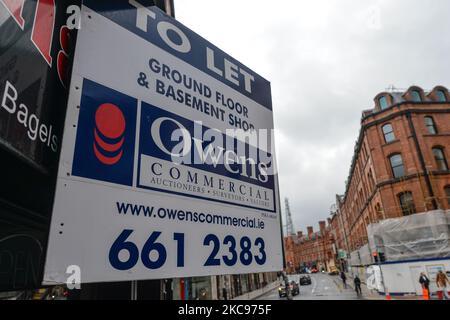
1, 0, 450, 306
257, 273, 364, 300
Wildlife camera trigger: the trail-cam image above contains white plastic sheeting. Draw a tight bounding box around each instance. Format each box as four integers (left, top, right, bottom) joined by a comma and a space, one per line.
367, 210, 450, 262
349, 244, 372, 266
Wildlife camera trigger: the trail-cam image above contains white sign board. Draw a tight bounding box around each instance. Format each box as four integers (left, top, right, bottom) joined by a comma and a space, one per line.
43, 1, 282, 284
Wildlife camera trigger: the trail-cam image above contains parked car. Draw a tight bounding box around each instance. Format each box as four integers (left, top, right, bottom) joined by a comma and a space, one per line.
289, 281, 300, 296
328, 266, 339, 276
311, 268, 318, 273
299, 267, 310, 274
278, 280, 300, 297
299, 275, 312, 286
278, 283, 287, 297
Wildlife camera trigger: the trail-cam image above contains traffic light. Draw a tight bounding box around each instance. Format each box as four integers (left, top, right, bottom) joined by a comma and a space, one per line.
372, 251, 386, 263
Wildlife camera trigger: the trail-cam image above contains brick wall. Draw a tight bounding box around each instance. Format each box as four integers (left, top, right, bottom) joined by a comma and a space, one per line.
332, 86, 450, 253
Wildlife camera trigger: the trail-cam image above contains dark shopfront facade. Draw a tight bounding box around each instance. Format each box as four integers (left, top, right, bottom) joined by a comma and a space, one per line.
170, 272, 279, 300
0, 0, 172, 300
0, 0, 81, 296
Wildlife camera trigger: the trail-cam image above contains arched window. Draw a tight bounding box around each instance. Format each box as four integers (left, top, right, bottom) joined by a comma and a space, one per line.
398, 192, 415, 216
424, 116, 438, 134
368, 170, 375, 189
382, 124, 395, 143
389, 154, 405, 178
375, 203, 383, 221
411, 90, 422, 102
433, 147, 448, 171
379, 96, 389, 110
445, 186, 450, 206
359, 190, 364, 209
437, 90, 447, 102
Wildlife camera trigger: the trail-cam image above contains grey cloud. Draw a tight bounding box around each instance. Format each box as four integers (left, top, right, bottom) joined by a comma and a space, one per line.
176, 0, 450, 231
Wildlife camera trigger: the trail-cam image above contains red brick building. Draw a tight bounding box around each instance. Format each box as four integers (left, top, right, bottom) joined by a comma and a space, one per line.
284, 221, 335, 273
283, 235, 300, 273
332, 85, 450, 254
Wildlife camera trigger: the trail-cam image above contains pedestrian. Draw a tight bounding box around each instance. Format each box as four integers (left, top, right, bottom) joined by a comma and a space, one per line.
354, 275, 362, 296
418, 272, 430, 299
436, 270, 450, 300
340, 271, 347, 289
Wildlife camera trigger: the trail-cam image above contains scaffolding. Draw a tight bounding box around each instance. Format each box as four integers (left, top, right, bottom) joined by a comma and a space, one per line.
367, 210, 450, 262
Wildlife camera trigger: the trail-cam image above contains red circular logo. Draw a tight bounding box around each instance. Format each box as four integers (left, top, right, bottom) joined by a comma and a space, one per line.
93, 103, 126, 165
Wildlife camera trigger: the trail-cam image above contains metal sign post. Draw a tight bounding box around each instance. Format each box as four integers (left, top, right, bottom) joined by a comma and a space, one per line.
131, 280, 138, 300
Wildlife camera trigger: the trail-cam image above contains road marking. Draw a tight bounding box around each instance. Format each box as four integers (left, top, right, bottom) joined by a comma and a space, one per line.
311, 276, 317, 294
332, 278, 343, 293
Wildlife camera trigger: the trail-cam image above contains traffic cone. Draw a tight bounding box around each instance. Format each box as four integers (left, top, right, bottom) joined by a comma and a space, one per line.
422, 288, 429, 300
385, 290, 391, 300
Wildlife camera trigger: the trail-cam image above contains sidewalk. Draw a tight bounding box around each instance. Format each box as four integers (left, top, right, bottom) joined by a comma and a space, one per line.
342, 273, 437, 300
233, 281, 279, 300
333, 275, 380, 300
344, 277, 385, 300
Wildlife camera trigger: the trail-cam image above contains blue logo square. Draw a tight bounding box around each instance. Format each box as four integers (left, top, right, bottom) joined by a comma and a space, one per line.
72, 79, 137, 186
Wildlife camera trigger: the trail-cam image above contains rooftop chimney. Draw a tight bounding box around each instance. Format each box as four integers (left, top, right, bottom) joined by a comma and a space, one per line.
307, 226, 313, 236
297, 231, 303, 238
319, 221, 326, 233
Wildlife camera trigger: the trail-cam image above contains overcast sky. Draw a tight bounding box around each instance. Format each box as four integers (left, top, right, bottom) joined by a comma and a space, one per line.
175, 0, 450, 234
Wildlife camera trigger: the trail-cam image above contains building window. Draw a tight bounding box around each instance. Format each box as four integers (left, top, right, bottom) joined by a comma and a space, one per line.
382, 124, 395, 143
424, 116, 438, 134
359, 190, 363, 209
368, 170, 375, 189
433, 147, 448, 171
374, 203, 383, 221
398, 192, 416, 216
437, 90, 447, 102
411, 90, 422, 102
445, 186, 450, 206
389, 154, 405, 178
379, 96, 389, 110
